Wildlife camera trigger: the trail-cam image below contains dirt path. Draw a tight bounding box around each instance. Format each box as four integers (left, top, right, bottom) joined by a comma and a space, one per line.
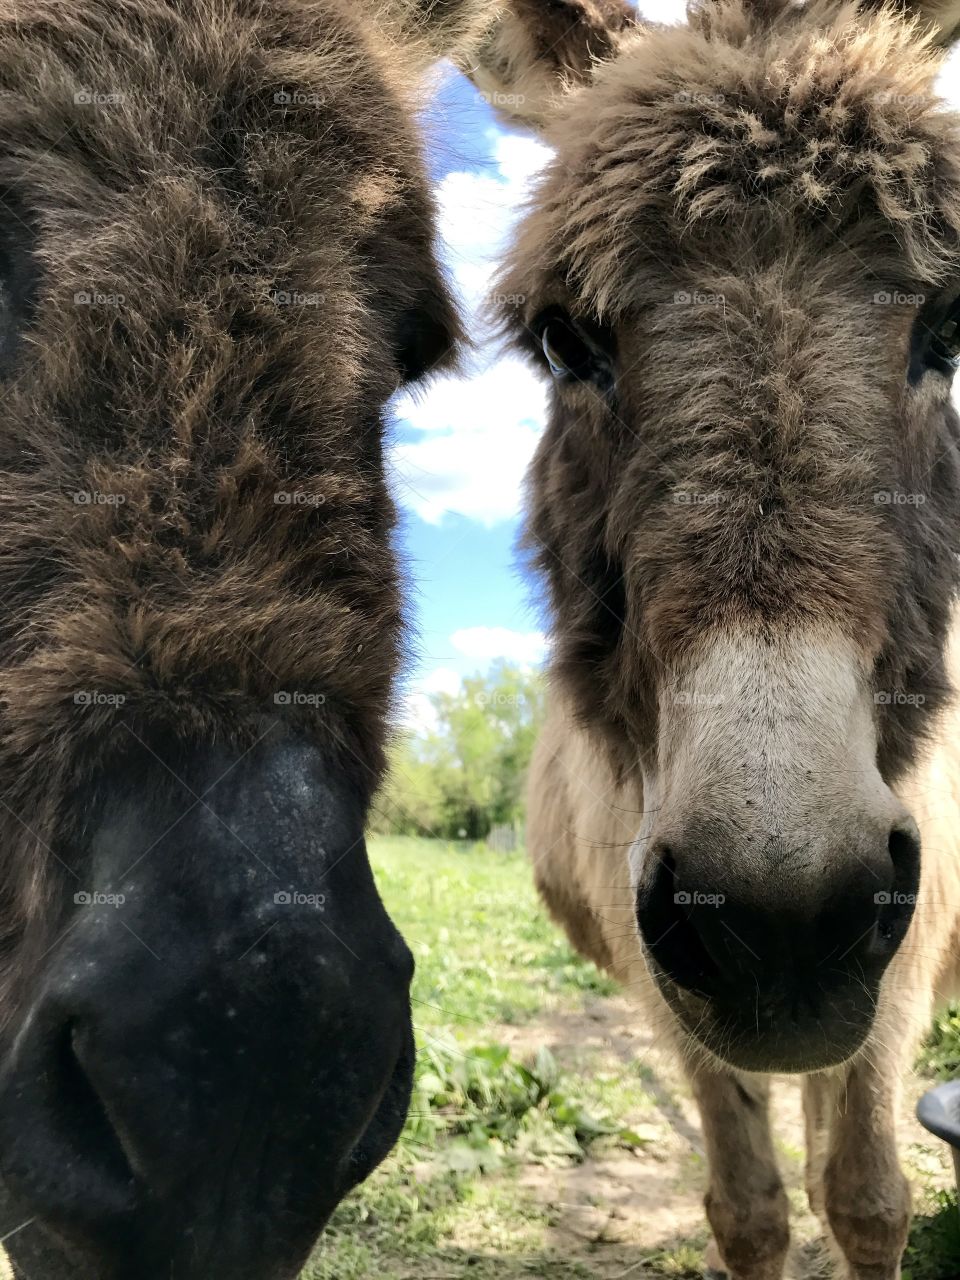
491, 995, 956, 1279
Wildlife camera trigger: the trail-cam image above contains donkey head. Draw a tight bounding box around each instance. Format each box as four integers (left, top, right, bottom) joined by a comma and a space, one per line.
0, 0, 464, 1275
502, 0, 960, 1072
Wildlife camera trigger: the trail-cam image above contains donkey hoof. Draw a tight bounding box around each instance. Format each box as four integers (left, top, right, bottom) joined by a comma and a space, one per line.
705, 1238, 729, 1279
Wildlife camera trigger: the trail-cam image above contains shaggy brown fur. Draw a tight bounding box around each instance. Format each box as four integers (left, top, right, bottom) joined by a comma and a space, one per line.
0, 0, 465, 1016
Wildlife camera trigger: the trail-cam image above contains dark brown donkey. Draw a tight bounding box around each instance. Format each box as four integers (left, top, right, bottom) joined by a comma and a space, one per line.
504, 0, 960, 1276
0, 0, 631, 1276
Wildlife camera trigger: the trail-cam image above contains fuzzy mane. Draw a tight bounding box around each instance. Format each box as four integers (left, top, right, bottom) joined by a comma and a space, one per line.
508, 1, 960, 317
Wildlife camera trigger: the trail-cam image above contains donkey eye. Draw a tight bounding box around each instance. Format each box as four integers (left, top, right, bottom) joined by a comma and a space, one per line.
536, 309, 614, 390
930, 308, 960, 371
914, 294, 960, 382
541, 320, 591, 379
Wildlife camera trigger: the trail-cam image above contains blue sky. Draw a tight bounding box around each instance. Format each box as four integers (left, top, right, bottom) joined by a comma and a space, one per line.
386, 3, 960, 729
387, 68, 556, 723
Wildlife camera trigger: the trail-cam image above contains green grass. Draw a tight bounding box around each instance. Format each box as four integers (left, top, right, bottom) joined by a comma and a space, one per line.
303, 837, 648, 1280
903, 1188, 960, 1280
372, 835, 617, 1036
918, 1003, 960, 1080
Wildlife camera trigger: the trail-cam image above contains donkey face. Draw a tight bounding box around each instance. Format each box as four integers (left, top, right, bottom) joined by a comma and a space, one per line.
0, 0, 460, 1274
503, 0, 960, 1071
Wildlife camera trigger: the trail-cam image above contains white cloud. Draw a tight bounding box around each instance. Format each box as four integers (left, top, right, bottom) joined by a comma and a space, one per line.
399, 666, 462, 734
420, 666, 464, 696
637, 0, 687, 21
450, 626, 547, 664
940, 46, 960, 110
389, 129, 552, 527
435, 130, 552, 314
390, 357, 545, 524
400, 692, 439, 735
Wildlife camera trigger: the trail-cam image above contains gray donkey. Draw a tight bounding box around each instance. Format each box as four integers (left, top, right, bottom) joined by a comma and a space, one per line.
504, 0, 960, 1275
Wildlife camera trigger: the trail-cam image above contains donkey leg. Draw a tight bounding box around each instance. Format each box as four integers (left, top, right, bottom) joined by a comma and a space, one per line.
822, 1053, 911, 1280
691, 1065, 790, 1280
802, 1069, 839, 1221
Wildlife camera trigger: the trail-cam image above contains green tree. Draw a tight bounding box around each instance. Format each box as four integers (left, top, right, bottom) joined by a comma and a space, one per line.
371, 661, 546, 839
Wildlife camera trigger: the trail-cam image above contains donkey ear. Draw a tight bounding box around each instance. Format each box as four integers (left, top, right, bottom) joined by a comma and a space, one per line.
459, 0, 639, 130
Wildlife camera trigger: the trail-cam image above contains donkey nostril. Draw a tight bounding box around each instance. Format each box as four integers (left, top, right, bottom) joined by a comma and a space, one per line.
636, 846, 720, 996
888, 818, 921, 884
874, 819, 921, 948
59, 1022, 136, 1186
0, 1014, 138, 1234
